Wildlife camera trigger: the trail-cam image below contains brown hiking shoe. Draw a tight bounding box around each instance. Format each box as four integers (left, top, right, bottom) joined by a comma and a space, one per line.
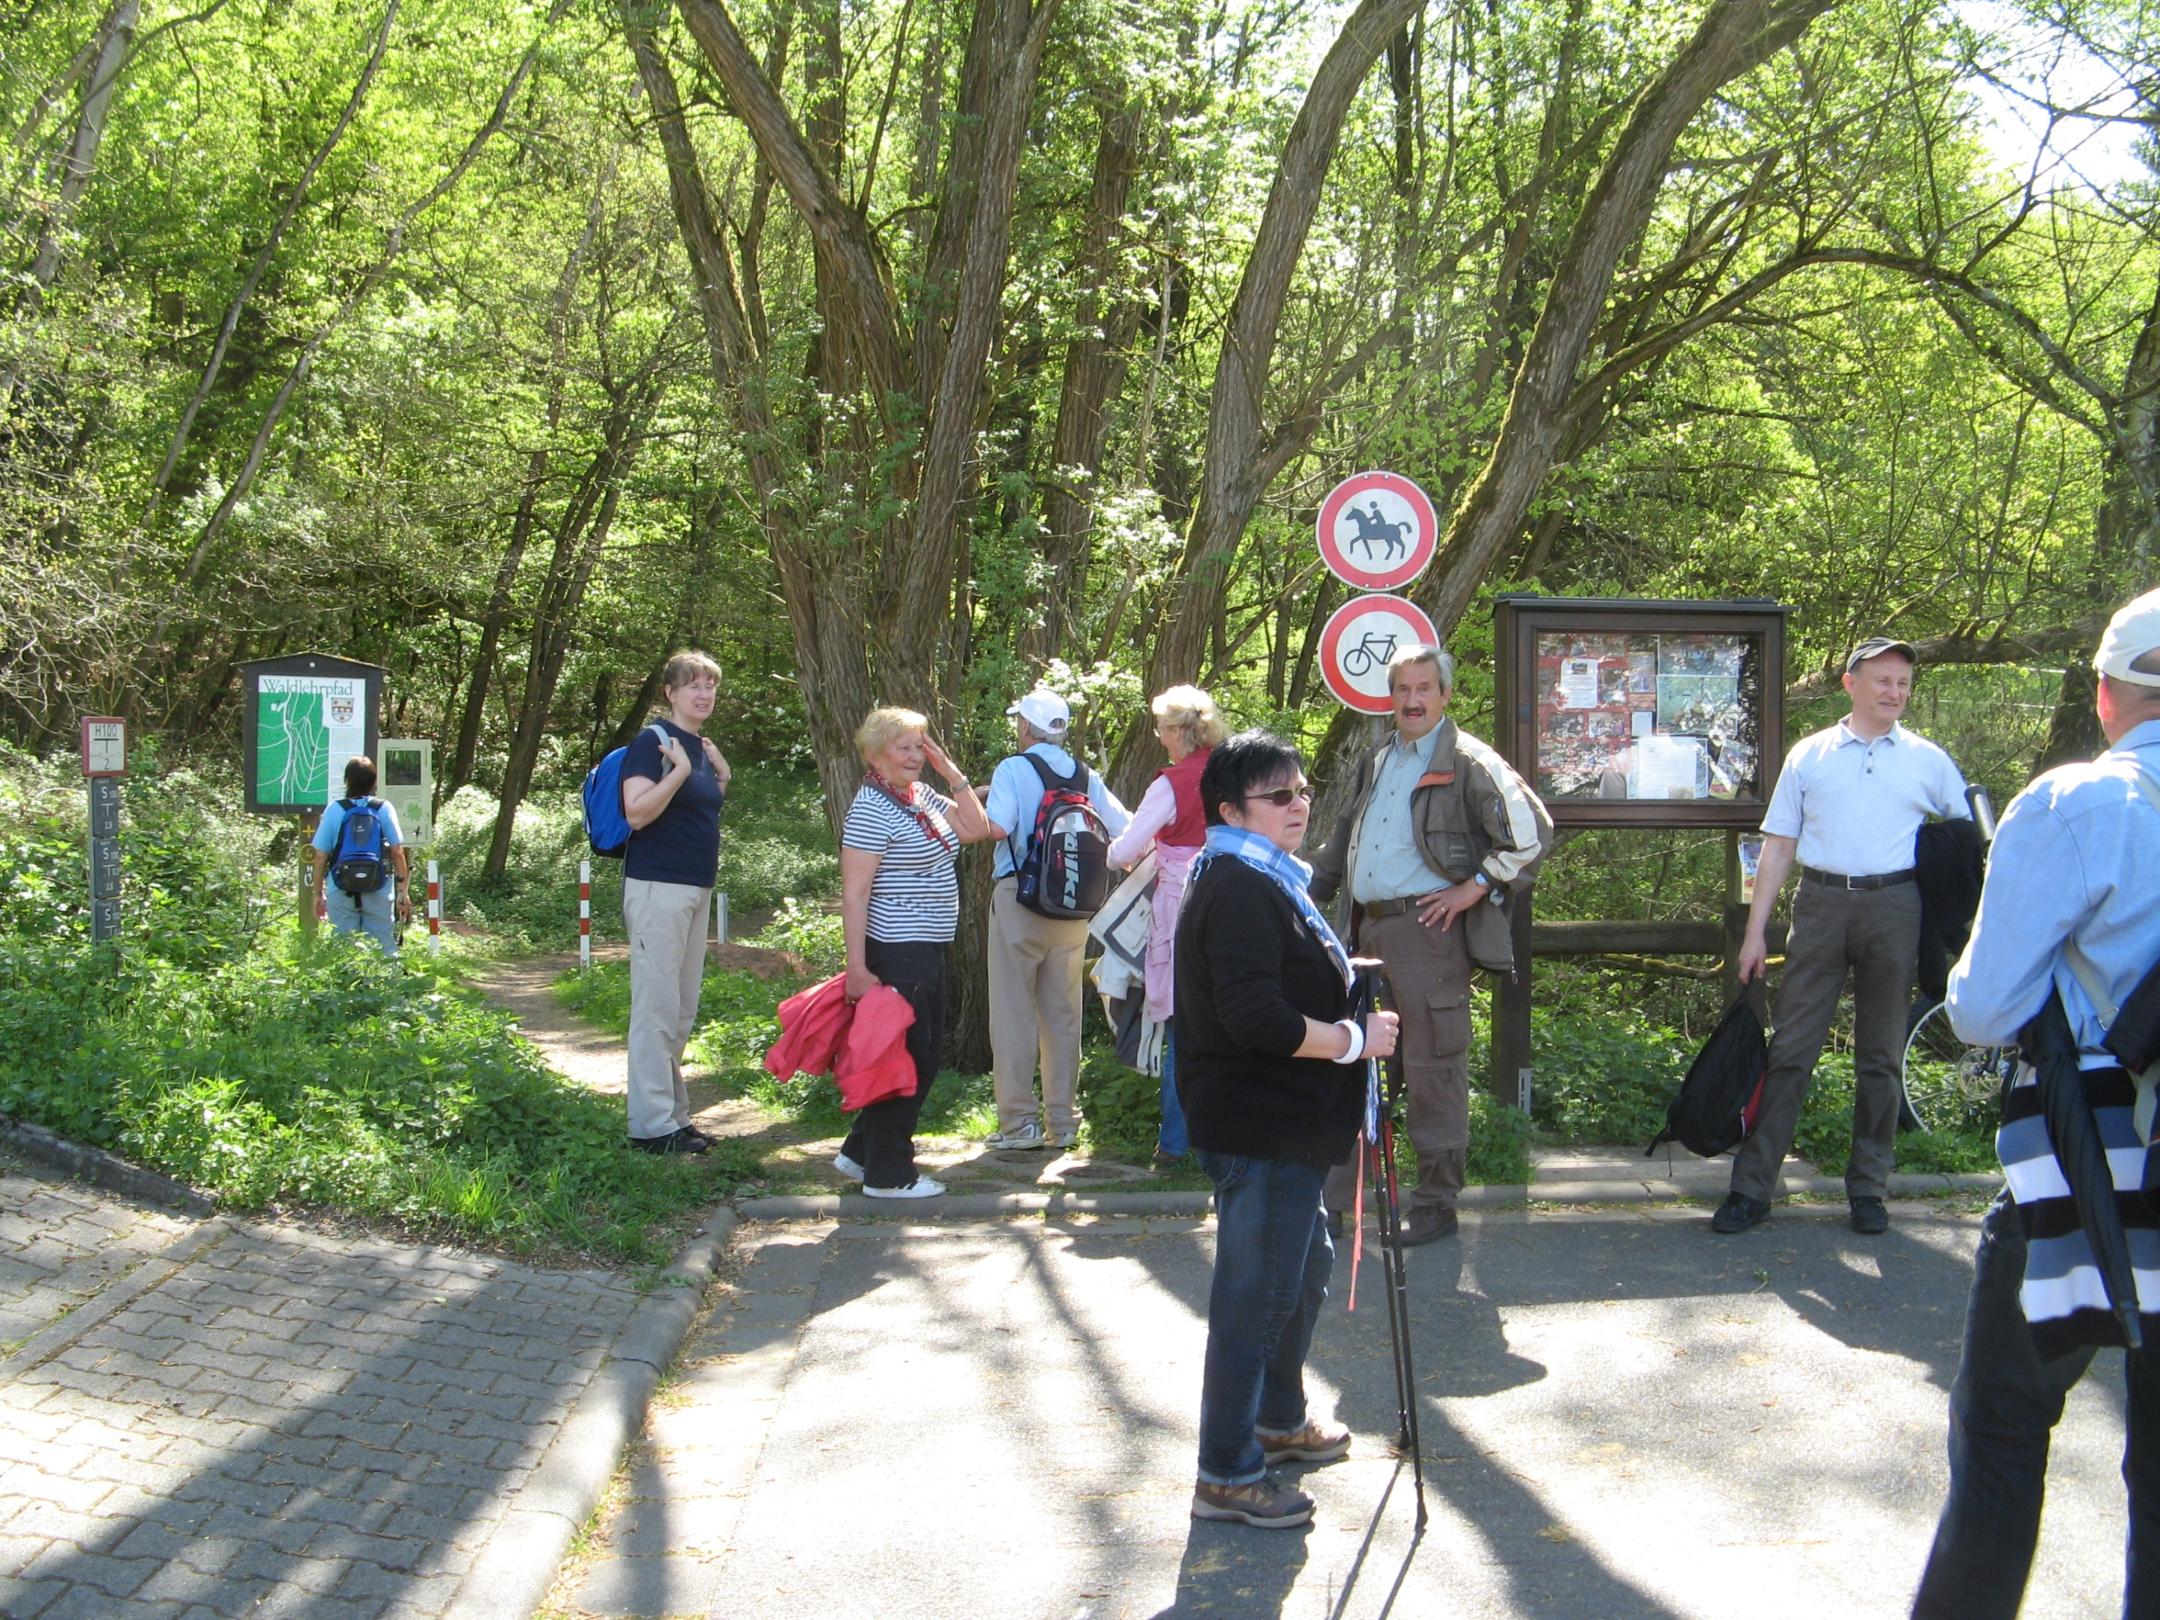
1256, 1418, 1351, 1466
1191, 1473, 1315, 1529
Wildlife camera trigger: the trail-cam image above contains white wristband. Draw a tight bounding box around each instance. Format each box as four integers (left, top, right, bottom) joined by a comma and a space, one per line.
1332, 1018, 1365, 1065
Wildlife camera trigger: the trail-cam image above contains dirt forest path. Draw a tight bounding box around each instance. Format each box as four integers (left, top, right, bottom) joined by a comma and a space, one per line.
462, 949, 767, 1142
463, 947, 1158, 1193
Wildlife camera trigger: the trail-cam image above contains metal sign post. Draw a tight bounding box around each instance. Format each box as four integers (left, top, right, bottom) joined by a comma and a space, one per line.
81, 718, 126, 954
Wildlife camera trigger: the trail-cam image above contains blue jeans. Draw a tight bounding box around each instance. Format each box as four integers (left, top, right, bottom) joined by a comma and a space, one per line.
1158, 1023, 1188, 1158
1913, 1191, 2160, 1619
1195, 1150, 1334, 1485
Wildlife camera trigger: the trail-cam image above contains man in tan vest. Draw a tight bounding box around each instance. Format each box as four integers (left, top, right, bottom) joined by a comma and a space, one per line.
1309, 645, 1549, 1244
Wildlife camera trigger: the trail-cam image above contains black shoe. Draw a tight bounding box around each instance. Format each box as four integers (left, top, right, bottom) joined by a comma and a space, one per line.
1711, 1192, 1770, 1234
630, 1127, 709, 1155
1849, 1196, 1889, 1235
1399, 1207, 1458, 1247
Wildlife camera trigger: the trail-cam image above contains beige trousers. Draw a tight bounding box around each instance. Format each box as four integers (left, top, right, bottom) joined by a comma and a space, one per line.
623, 877, 709, 1141
988, 875, 1088, 1134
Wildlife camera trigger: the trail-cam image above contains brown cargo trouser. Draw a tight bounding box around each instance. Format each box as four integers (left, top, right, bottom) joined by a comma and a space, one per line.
1731, 879, 1920, 1203
1324, 906, 1473, 1217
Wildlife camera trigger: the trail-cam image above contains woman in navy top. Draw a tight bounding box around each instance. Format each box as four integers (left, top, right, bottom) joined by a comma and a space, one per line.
620, 650, 731, 1153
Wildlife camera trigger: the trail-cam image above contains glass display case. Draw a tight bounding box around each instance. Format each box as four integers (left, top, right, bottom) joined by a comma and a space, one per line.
1494, 597, 1791, 828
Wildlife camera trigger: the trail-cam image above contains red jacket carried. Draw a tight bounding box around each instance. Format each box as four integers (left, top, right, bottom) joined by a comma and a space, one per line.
762, 974, 918, 1111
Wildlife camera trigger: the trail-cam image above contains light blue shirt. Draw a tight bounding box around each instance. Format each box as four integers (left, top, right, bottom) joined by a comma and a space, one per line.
1946, 718, 2160, 1065
986, 743, 1131, 879
1761, 719, 1966, 875
311, 796, 406, 853
1349, 725, 1445, 904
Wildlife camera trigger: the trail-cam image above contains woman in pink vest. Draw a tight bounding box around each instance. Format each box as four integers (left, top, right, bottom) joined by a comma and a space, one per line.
1108, 685, 1229, 1165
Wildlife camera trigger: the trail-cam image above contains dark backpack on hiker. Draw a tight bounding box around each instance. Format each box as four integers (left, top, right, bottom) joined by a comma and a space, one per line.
1647, 996, 1769, 1158
582, 724, 671, 859
330, 798, 390, 896
1011, 752, 1112, 920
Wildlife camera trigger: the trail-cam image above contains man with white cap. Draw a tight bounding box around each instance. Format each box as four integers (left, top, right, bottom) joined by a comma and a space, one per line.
981, 687, 1130, 1149
1912, 587, 2160, 1618
1713, 634, 1970, 1235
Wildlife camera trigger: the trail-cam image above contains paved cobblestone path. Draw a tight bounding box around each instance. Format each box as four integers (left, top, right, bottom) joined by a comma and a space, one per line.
0, 1151, 194, 1356
0, 1210, 642, 1620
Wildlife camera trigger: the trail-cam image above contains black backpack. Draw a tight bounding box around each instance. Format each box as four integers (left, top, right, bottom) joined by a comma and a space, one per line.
330, 797, 390, 895
1011, 753, 1111, 920
1647, 997, 1768, 1158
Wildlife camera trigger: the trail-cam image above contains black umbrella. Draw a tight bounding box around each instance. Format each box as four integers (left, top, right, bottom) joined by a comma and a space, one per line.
2022, 988, 2144, 1349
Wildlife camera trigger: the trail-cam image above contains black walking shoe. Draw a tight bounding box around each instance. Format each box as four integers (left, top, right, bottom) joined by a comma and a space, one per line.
1400, 1207, 1458, 1246
629, 1127, 709, 1155
1849, 1196, 1890, 1235
1710, 1193, 1770, 1233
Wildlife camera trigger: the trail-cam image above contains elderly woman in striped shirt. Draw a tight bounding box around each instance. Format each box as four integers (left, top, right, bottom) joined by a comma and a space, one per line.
836, 707, 994, 1198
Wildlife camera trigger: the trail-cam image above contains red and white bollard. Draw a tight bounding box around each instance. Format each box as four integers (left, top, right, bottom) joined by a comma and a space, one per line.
579, 860, 592, 969
426, 860, 442, 953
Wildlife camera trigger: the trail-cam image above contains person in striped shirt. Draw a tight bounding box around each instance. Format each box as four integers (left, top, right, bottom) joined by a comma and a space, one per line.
836, 707, 994, 1199
1913, 587, 2160, 1619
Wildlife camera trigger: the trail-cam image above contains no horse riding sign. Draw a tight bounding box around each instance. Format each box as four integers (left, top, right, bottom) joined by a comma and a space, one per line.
1315, 471, 1438, 592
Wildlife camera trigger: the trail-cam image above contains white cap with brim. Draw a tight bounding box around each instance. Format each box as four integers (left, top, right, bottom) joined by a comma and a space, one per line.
2095, 586, 2160, 687
1006, 689, 1071, 735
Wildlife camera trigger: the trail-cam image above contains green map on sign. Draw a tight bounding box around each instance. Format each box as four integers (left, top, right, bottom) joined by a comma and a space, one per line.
256, 690, 331, 805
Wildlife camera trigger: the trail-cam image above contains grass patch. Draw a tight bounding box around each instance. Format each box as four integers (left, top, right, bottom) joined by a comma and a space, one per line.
431, 771, 837, 947
0, 745, 746, 1267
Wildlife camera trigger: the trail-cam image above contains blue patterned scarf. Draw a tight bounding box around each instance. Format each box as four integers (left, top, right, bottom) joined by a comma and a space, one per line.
1190, 823, 1353, 990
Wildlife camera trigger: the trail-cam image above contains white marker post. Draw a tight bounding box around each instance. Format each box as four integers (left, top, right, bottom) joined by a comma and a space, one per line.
426, 860, 442, 954
579, 860, 592, 970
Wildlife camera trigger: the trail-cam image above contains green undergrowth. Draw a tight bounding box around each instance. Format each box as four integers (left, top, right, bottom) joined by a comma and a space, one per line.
1521, 983, 1998, 1176
0, 746, 741, 1267
431, 771, 837, 947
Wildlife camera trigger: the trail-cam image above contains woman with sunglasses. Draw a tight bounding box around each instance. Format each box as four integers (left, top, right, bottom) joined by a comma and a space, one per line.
1175, 730, 1398, 1530
1106, 684, 1230, 1166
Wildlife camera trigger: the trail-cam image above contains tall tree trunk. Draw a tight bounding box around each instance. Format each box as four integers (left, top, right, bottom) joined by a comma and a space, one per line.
449, 169, 607, 794
1142, 0, 1426, 702
483, 372, 664, 881
1027, 99, 1141, 665
15, 0, 137, 315
1418, 0, 1836, 637
147, 0, 398, 500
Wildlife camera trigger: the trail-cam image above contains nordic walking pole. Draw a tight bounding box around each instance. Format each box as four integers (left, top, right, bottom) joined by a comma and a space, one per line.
1353, 965, 1428, 1531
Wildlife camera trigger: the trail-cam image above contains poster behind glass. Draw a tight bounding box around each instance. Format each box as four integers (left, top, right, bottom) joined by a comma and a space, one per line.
1532, 631, 1763, 803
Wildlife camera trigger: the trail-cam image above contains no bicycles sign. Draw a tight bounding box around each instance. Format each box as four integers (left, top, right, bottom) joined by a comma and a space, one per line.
1315, 470, 1438, 591
1318, 594, 1439, 714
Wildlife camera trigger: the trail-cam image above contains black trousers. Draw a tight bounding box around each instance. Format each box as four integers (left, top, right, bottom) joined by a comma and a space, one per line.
840, 939, 947, 1189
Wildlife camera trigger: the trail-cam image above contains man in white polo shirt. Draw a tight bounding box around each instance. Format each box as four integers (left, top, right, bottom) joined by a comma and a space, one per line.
1712, 636, 1969, 1236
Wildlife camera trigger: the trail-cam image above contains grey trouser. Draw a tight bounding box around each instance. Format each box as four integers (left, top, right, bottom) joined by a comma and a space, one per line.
623, 877, 710, 1141
1731, 879, 1920, 1202
988, 875, 1086, 1135
1324, 907, 1473, 1217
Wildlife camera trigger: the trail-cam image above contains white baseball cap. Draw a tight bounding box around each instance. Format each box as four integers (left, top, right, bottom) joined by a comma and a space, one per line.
2094, 586, 2160, 687
1006, 688, 1070, 735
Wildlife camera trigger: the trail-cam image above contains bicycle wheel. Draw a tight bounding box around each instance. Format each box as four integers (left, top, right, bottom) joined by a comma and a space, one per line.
1899, 1000, 2016, 1133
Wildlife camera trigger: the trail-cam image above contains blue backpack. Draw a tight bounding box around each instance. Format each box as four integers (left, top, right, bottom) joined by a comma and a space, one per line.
330, 797, 390, 895
582, 724, 670, 858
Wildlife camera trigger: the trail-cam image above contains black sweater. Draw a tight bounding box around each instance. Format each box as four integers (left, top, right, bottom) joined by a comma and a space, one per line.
1174, 857, 1363, 1169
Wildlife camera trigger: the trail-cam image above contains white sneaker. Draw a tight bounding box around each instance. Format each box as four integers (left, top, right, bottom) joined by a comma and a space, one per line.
984, 1119, 1046, 1150
833, 1152, 866, 1182
862, 1176, 945, 1200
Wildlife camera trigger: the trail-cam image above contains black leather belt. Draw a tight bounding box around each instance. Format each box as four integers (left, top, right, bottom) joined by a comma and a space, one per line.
1361, 896, 1422, 918
1799, 866, 1915, 891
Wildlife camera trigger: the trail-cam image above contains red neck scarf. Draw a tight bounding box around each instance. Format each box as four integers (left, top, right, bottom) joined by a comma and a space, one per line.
865, 766, 955, 854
